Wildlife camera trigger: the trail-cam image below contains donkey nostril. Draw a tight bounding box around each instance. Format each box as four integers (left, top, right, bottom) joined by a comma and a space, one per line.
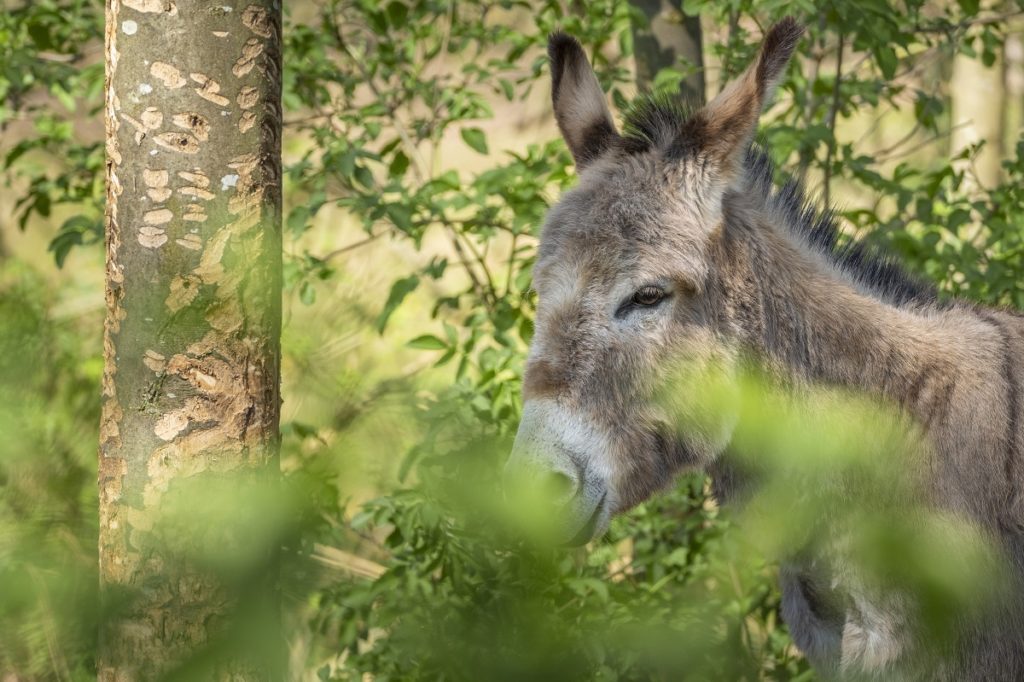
543, 471, 578, 504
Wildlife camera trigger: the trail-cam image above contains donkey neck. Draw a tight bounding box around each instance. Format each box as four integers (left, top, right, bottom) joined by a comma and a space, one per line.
715, 203, 943, 403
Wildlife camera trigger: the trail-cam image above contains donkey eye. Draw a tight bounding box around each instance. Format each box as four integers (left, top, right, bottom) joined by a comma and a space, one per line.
631, 286, 665, 307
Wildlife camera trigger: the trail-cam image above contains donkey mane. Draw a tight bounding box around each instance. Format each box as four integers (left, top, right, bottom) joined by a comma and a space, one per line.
620, 95, 939, 310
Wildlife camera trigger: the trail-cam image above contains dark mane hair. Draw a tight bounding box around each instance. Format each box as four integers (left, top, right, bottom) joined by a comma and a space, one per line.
619, 94, 703, 155
743, 146, 938, 309
620, 95, 938, 309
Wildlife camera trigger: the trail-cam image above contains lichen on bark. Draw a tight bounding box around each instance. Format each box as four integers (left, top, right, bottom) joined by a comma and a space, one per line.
99, 0, 283, 679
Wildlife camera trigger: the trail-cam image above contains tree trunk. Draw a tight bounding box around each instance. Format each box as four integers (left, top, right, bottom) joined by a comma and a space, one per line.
99, 0, 282, 679
951, 49, 1004, 188
630, 0, 705, 103
1004, 30, 1024, 160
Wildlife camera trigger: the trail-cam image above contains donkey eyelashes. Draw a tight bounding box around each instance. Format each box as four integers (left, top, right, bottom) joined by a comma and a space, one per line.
632, 285, 666, 306
616, 285, 670, 318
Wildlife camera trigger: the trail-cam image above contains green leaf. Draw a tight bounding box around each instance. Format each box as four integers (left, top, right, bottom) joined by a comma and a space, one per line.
353, 165, 375, 189
874, 45, 898, 80
388, 150, 410, 178
376, 275, 419, 334
651, 66, 685, 95
299, 281, 316, 305
518, 316, 533, 343
436, 170, 461, 190
386, 203, 414, 232
26, 21, 53, 50
48, 215, 98, 268
424, 257, 447, 279
386, 1, 408, 27
498, 78, 515, 101
49, 229, 83, 268
4, 140, 34, 169
397, 445, 424, 483
287, 205, 311, 236
433, 347, 456, 367
283, 421, 320, 440
52, 84, 75, 112
681, 0, 705, 16
406, 334, 447, 350
460, 127, 489, 155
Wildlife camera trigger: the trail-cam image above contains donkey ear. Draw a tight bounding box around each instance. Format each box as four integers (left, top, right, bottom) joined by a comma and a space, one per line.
549, 33, 621, 169
696, 17, 803, 176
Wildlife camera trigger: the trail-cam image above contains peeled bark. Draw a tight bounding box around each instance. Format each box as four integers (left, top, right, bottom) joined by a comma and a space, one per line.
99, 0, 282, 678
630, 0, 705, 103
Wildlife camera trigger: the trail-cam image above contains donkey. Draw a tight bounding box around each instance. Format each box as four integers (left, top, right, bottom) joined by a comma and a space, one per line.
505, 17, 1024, 679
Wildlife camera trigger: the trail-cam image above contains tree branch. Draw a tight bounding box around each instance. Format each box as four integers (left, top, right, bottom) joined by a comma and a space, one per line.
317, 231, 385, 262
915, 11, 1024, 34
327, 7, 429, 181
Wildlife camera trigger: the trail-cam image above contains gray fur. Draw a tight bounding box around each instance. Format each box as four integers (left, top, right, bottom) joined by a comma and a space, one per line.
506, 18, 1024, 680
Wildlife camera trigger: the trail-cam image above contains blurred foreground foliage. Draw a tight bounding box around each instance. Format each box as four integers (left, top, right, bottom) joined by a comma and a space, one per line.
315, 368, 1007, 681
3, 0, 1024, 679
0, 267, 100, 677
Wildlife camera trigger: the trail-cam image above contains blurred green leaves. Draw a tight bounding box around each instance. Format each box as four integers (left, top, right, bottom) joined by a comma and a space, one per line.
3, 0, 1024, 679
0, 270, 100, 677
1, 1, 103, 267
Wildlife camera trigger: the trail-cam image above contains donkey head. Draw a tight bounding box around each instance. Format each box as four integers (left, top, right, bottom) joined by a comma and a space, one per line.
505, 19, 803, 544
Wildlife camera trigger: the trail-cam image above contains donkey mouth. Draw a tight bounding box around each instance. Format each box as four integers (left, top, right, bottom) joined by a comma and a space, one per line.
564, 492, 607, 547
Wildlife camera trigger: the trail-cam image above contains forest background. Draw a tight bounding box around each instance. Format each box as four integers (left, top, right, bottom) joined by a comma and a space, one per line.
3, 0, 1024, 679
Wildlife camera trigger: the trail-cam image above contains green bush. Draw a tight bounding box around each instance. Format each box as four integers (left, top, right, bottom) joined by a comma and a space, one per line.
2, 0, 1024, 679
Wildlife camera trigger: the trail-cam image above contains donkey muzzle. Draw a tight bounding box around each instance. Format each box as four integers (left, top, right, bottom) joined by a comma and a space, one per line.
504, 399, 611, 545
